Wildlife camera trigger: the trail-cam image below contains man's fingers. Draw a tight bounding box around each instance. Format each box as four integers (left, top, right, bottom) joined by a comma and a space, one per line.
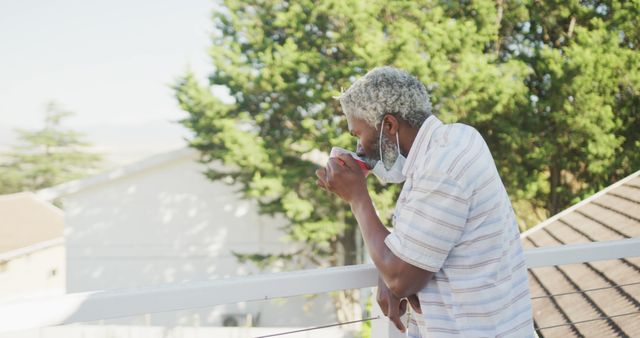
316, 179, 326, 190
388, 313, 406, 332
376, 293, 388, 316
408, 294, 422, 314
376, 279, 389, 316
388, 301, 406, 333
315, 168, 333, 191
315, 168, 328, 186
336, 153, 357, 168
327, 157, 344, 173
315, 168, 326, 180
378, 301, 389, 317
325, 160, 334, 179
390, 315, 405, 333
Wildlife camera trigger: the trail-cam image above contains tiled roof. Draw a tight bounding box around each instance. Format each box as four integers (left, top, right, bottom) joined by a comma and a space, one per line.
522, 171, 640, 337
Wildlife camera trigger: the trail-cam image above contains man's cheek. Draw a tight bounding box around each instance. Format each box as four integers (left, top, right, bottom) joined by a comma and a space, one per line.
365, 140, 379, 160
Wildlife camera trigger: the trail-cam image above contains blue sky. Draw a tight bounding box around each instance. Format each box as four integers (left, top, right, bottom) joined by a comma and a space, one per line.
0, 0, 219, 166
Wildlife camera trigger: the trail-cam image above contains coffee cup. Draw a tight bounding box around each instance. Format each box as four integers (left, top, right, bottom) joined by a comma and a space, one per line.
329, 147, 370, 176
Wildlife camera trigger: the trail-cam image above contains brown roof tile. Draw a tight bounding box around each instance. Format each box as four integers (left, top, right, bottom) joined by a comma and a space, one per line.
523, 170, 640, 337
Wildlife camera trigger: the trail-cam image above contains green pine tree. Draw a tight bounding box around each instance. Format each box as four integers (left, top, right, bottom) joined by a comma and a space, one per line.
0, 102, 102, 194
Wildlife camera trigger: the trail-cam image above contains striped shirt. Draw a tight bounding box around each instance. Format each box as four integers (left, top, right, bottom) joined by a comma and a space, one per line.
384, 115, 534, 337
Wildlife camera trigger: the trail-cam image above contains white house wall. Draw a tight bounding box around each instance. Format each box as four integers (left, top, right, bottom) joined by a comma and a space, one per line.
0, 244, 65, 301
60, 152, 337, 327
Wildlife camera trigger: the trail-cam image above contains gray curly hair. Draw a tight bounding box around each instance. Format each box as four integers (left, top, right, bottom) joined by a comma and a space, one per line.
337, 66, 432, 129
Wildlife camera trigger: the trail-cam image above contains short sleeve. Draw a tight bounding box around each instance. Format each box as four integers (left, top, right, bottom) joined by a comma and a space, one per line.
384, 172, 470, 272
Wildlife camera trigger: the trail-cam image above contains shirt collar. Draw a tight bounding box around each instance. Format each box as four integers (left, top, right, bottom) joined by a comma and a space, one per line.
402, 115, 442, 177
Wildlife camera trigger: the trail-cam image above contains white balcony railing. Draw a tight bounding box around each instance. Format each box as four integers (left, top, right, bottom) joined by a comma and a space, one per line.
1, 237, 639, 337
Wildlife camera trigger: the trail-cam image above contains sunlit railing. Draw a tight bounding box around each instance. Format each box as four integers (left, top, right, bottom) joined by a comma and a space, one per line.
1, 238, 639, 337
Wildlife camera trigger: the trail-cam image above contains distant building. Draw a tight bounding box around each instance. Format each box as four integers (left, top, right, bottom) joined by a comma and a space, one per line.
36, 148, 338, 328
0, 192, 65, 301
522, 170, 640, 337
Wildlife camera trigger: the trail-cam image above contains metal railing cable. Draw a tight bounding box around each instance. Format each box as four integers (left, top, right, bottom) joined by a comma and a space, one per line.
531, 281, 640, 300
535, 311, 640, 332
254, 316, 380, 338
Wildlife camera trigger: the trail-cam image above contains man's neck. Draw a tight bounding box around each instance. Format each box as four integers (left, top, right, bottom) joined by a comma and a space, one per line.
398, 124, 419, 157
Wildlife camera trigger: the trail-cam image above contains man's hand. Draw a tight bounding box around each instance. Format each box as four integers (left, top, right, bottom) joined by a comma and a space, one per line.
315, 154, 368, 203
377, 277, 422, 333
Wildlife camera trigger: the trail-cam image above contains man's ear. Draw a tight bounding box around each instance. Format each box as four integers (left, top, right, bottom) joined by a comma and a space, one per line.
383, 114, 400, 135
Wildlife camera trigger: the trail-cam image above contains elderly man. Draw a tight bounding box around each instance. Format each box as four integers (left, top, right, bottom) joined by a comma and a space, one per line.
316, 67, 534, 337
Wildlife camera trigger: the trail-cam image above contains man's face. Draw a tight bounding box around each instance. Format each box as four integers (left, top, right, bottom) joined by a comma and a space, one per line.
348, 116, 399, 170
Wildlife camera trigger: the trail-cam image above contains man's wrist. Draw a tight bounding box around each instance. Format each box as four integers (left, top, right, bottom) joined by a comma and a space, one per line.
350, 193, 373, 213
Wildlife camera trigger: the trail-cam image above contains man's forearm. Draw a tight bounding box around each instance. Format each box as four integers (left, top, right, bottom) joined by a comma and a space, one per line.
350, 195, 401, 287
350, 194, 434, 297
